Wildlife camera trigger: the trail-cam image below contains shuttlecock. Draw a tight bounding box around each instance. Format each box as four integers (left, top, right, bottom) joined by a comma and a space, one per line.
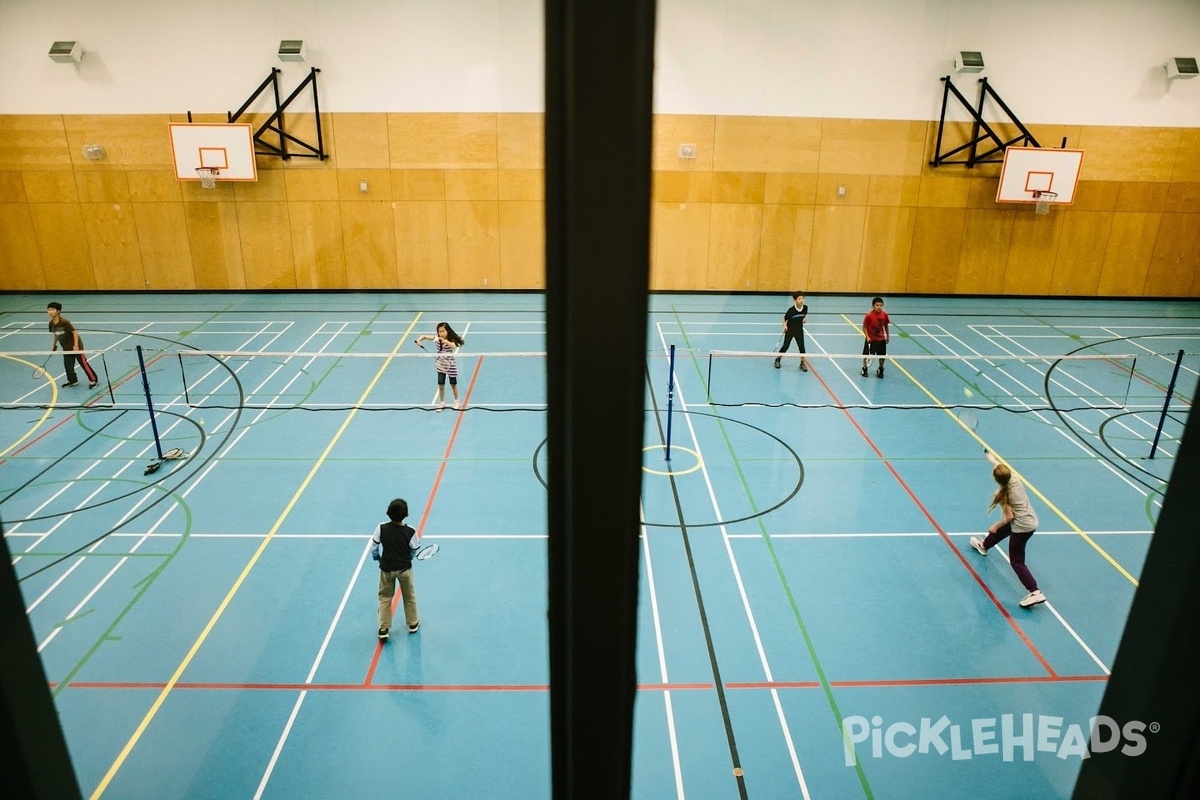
963, 387, 974, 398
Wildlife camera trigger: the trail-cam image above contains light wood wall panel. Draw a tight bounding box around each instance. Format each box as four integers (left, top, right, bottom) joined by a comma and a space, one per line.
765, 174, 818, 205
1049, 212, 1112, 295
818, 119, 927, 176
1077, 127, 1180, 182
445, 170, 498, 201
713, 117, 822, 173
331, 114, 390, 169
758, 205, 814, 292
499, 201, 545, 289
1145, 213, 1200, 297
1003, 215, 1063, 296
62, 115, 174, 169
1116, 182, 1168, 213
81, 203, 145, 290
337, 169, 392, 202
653, 172, 713, 203
907, 208, 966, 294
28, 204, 94, 290
1171, 129, 1200, 182
391, 170, 445, 201
341, 202, 397, 288
388, 114, 498, 169
235, 169, 288, 202
860, 206, 916, 294
393, 201, 449, 288
134, 203, 195, 289
499, 170, 543, 201
237, 203, 296, 289
498, 114, 544, 170
290, 202, 346, 289
0, 116, 71, 170
712, 173, 765, 204
651, 202, 710, 290
128, 171, 182, 203
708, 205, 763, 290
1097, 213, 1159, 296
76, 172, 131, 204
653, 115, 716, 171
869, 176, 921, 207
0, 205, 46, 290
284, 169, 339, 203
24, 172, 78, 203
186, 202, 245, 289
445, 201, 500, 287
0, 172, 28, 202
956, 210, 1014, 295
808, 206, 866, 292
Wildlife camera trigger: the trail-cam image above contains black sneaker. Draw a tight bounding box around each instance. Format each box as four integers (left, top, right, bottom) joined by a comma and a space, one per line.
62, 380, 78, 388
876, 368, 884, 378
88, 381, 98, 389
773, 358, 781, 369
408, 620, 420, 634
860, 366, 868, 377
799, 362, 808, 372
378, 627, 390, 641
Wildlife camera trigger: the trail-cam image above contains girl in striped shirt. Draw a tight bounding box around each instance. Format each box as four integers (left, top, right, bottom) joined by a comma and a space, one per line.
416, 322, 465, 411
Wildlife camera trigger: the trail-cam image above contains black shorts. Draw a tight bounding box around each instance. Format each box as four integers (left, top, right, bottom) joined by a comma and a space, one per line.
437, 372, 458, 386
862, 340, 887, 357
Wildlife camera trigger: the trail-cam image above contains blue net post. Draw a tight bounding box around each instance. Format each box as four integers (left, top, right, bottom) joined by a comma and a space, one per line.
1149, 349, 1185, 460
136, 345, 164, 460
665, 344, 676, 462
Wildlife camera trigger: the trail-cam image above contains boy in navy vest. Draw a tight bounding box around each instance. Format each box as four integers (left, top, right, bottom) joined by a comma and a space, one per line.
370, 498, 421, 641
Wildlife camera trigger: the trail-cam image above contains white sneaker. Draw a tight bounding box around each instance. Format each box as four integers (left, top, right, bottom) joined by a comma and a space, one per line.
436, 402, 445, 413
452, 400, 460, 410
1019, 590, 1046, 608
968, 536, 987, 556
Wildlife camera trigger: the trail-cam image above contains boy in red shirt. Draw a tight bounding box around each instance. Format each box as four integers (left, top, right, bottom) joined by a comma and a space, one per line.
860, 296, 890, 378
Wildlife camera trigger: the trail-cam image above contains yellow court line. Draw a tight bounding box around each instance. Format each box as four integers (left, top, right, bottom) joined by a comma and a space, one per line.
91, 315, 422, 799
0, 354, 59, 459
837, 313, 1139, 587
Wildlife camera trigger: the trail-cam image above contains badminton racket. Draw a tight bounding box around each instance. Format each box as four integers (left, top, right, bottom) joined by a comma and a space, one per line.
957, 409, 979, 432
415, 340, 428, 351
413, 543, 439, 560
32, 354, 52, 379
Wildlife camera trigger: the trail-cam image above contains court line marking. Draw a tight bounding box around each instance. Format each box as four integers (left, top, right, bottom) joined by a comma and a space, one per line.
89, 316, 421, 800
0, 353, 58, 459
841, 313, 1142, 588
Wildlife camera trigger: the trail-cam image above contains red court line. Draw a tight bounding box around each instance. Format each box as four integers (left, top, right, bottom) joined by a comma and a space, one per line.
363, 357, 485, 685
56, 680, 713, 692
808, 365, 1059, 679
729, 674, 1105, 690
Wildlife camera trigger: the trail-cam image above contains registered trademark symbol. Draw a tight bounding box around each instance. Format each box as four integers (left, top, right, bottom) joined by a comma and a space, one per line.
1149, 722, 1160, 733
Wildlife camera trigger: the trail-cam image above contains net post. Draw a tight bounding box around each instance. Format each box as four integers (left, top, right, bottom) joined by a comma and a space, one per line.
706, 352, 713, 402
665, 344, 676, 462
135, 345, 164, 460
1149, 350, 1185, 460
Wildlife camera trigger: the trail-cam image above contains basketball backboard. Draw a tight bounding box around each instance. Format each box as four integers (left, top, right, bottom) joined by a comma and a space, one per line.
169, 123, 258, 182
996, 146, 1084, 204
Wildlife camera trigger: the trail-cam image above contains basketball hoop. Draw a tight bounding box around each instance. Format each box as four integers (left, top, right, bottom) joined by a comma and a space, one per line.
1032, 191, 1057, 215
196, 167, 220, 189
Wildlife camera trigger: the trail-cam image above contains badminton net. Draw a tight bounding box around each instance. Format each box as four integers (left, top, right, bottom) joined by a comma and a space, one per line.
0, 350, 117, 410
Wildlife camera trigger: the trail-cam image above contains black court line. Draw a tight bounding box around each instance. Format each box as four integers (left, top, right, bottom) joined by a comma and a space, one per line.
0, 411, 129, 506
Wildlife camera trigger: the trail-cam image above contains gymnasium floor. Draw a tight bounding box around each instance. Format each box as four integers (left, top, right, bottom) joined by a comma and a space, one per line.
1, 291, 1197, 799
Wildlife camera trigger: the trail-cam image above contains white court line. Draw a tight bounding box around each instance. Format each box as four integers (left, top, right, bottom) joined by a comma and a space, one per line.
656, 323, 810, 800
1099, 328, 1199, 379
639, 507, 685, 800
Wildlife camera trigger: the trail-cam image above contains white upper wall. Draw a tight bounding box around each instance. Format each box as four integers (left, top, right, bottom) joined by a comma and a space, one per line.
1, 0, 1197, 124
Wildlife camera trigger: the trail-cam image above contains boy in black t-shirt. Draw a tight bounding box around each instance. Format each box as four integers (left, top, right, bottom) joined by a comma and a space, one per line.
46, 302, 98, 389
773, 292, 810, 372
370, 498, 422, 641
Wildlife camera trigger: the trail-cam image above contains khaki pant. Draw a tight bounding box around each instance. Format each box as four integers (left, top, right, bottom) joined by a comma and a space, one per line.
378, 568, 419, 630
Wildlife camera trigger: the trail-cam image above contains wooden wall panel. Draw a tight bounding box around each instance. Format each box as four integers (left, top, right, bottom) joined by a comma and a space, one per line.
76, 172, 130, 203
340, 202, 396, 289
185, 202, 245, 289
818, 119, 927, 176
0, 172, 28, 202
234, 169, 288, 202
653, 172, 713, 203
808, 206, 866, 292
498, 113, 544, 170
388, 114, 498, 169
62, 115, 174, 169
1165, 183, 1200, 213
1115, 182, 1168, 213
869, 176, 921, 207
651, 202, 710, 290
24, 172, 79, 203
134, 203, 195, 289
956, 210, 1014, 295
0, 116, 71, 170
28, 204, 94, 290
1097, 213, 1159, 296
127, 171, 183, 202
445, 170, 498, 201
708, 205, 763, 290
80, 203, 145, 290
391, 170, 445, 201
713, 117, 822, 173
236, 203, 297, 289
764, 174, 818, 205
336, 169, 392, 202
445, 201, 500, 287
917, 177, 971, 208
283, 170, 339, 203
1144, 213, 1200, 297
1049, 212, 1112, 295
1171, 129, 1200, 182
330, 114, 390, 169
1070, 182, 1120, 212
967, 177, 1005, 210
712, 173, 765, 204
0, 205, 46, 290
393, 201, 449, 289
289, 202, 346, 289
1077, 126, 1180, 182
816, 174, 870, 206
498, 170, 543, 202
653, 115, 715, 171
907, 208, 965, 294
759, 205, 814, 292
860, 206, 916, 294
498, 201, 545, 289
1003, 214, 1063, 296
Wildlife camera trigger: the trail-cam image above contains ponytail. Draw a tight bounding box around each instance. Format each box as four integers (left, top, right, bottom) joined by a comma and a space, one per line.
988, 464, 1012, 512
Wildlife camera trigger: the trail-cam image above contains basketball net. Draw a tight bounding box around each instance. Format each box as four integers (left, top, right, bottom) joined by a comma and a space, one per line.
1033, 191, 1057, 215
196, 167, 220, 190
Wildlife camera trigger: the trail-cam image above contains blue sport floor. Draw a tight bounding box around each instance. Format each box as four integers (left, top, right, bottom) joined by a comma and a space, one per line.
1, 291, 1197, 799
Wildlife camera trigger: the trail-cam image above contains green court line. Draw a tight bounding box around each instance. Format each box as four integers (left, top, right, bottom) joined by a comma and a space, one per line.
671, 308, 875, 800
